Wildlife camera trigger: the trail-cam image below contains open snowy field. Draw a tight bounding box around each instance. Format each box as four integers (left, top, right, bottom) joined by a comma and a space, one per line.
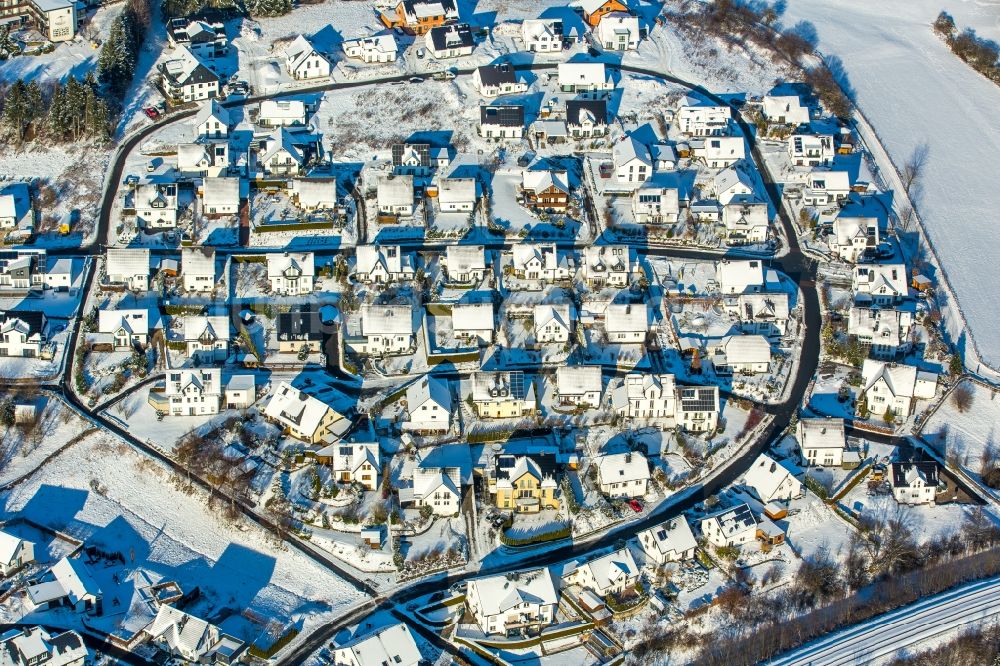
781, 0, 1000, 371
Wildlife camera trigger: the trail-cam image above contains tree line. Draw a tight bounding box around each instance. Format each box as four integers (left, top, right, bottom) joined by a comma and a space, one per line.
934, 11, 1000, 85
1, 74, 112, 145
97, 0, 151, 100
163, 0, 290, 21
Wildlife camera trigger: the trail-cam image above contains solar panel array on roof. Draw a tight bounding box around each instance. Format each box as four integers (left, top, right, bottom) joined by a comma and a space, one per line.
679, 387, 716, 411
480, 105, 525, 127
391, 143, 430, 167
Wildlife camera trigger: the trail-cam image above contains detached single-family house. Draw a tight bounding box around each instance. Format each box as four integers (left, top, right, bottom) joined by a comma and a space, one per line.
224, 375, 256, 410
714, 334, 771, 374
859, 360, 937, 419
762, 88, 811, 125
742, 453, 803, 503
403, 375, 451, 434
333, 624, 421, 666
391, 142, 432, 175
26, 557, 101, 613
376, 174, 416, 217
726, 291, 790, 336
677, 385, 719, 433
292, 178, 338, 211
596, 451, 649, 499
342, 34, 398, 63
595, 12, 639, 50
492, 453, 559, 512
105, 248, 150, 291
0, 183, 33, 231
803, 169, 851, 207
276, 308, 324, 355
360, 304, 416, 355
511, 243, 570, 285
354, 244, 414, 283
555, 365, 603, 407
714, 160, 759, 205
193, 99, 230, 139
284, 35, 331, 80
890, 461, 939, 506
258, 128, 306, 176
135, 183, 179, 230
258, 99, 307, 128
605, 302, 648, 344
0, 627, 88, 666
566, 99, 609, 138
0, 311, 48, 359
0, 531, 35, 576
263, 382, 350, 444
563, 547, 639, 598
612, 373, 677, 421
177, 141, 229, 177
521, 170, 570, 212
522, 18, 563, 52
156, 368, 222, 416
97, 309, 148, 349
676, 97, 731, 136
831, 211, 879, 263
158, 46, 219, 103
479, 104, 525, 140
267, 252, 314, 296
613, 136, 652, 184
444, 245, 486, 284
582, 244, 633, 288
632, 182, 680, 224
797, 417, 847, 467
378, 0, 458, 35
143, 605, 244, 664
580, 0, 629, 27
693, 135, 745, 168
557, 62, 613, 93
318, 441, 380, 491
788, 132, 834, 167
426, 23, 474, 59
848, 305, 914, 359
471, 371, 536, 418
437, 177, 477, 212
722, 200, 769, 245
716, 258, 765, 295
638, 517, 697, 565
852, 263, 908, 306
181, 247, 216, 293
452, 301, 494, 344
168, 19, 227, 60
473, 63, 528, 97
700, 503, 758, 548
182, 315, 230, 362
534, 303, 573, 343
201, 177, 240, 217
465, 569, 558, 636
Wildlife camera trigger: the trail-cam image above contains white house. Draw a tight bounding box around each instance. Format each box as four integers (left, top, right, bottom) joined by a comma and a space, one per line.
177, 141, 228, 177
354, 245, 414, 283
676, 97, 730, 136
135, 183, 179, 230
582, 245, 633, 288
452, 301, 494, 344
258, 128, 306, 176
555, 365, 603, 407
333, 624, 421, 666
797, 417, 846, 467
26, 557, 101, 613
522, 18, 563, 52
465, 569, 559, 636
143, 605, 242, 664
376, 174, 415, 216
595, 12, 639, 51
0, 311, 48, 359
0, 530, 34, 576
890, 462, 939, 506
258, 99, 307, 127
158, 46, 219, 103
426, 23, 474, 59
105, 249, 149, 291
700, 503, 758, 548
511, 243, 570, 286
693, 135, 745, 168
267, 252, 314, 296
563, 548, 639, 597
444, 245, 486, 284
612, 373, 677, 422
715, 259, 765, 295
534, 303, 573, 343
201, 176, 240, 217
742, 453, 803, 503
788, 132, 834, 167
831, 213, 879, 263
638, 517, 697, 565
181, 247, 216, 293
848, 305, 914, 359
852, 263, 908, 306
97, 309, 149, 349
725, 291, 790, 336
284, 35, 331, 80
182, 315, 230, 362
360, 304, 416, 355
342, 34, 398, 63
159, 368, 222, 416
320, 441, 380, 491
193, 99, 229, 139
677, 385, 719, 433
557, 62, 613, 93
566, 99, 608, 138
605, 302, 648, 344
403, 375, 451, 434
406, 445, 469, 516
224, 375, 256, 410
596, 451, 649, 498
859, 360, 937, 419
762, 90, 811, 125
714, 160, 758, 205
0, 627, 87, 666
803, 169, 851, 207
472, 63, 528, 97
0, 183, 33, 231
470, 371, 536, 419
437, 177, 477, 212
263, 382, 349, 444
169, 19, 227, 60
632, 182, 680, 225
479, 104, 525, 140
714, 334, 771, 374
292, 178, 338, 211
613, 136, 652, 184
722, 200, 770, 245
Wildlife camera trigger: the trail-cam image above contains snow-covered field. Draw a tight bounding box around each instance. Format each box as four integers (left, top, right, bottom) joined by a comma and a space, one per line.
922, 379, 1000, 477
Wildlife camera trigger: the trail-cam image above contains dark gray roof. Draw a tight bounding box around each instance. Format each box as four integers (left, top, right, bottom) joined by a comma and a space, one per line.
476, 63, 517, 87
566, 99, 608, 127
277, 307, 325, 342
480, 105, 524, 127
0, 310, 46, 337
429, 23, 474, 52
890, 461, 939, 488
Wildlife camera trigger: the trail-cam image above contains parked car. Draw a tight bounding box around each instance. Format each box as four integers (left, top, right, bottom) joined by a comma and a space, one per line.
143, 106, 160, 119
628, 499, 644, 513
409, 76, 424, 83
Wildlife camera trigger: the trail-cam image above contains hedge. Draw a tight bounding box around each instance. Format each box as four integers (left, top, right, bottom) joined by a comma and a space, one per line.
256, 220, 335, 233
500, 525, 571, 547
248, 627, 299, 659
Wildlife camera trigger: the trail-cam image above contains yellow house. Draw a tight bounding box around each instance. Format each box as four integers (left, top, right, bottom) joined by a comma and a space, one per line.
492, 454, 559, 513
471, 371, 536, 419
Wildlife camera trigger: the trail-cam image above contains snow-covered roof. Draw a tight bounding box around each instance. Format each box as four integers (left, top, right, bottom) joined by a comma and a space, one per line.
720, 334, 771, 364
0, 627, 87, 666
292, 178, 338, 209
715, 259, 764, 294
605, 303, 648, 333
467, 569, 558, 617
259, 99, 306, 123
701, 502, 758, 537
557, 61, 608, 87
98, 309, 149, 337
405, 375, 451, 412
335, 623, 421, 666
534, 302, 572, 332
193, 99, 229, 129
797, 417, 846, 452
182, 315, 230, 343
862, 359, 919, 398
201, 176, 239, 209
853, 263, 908, 299
106, 248, 150, 278
571, 547, 639, 593
285, 34, 328, 73
0, 183, 31, 221
734, 292, 789, 323
714, 160, 758, 205
263, 382, 346, 438
181, 247, 216, 278
267, 252, 315, 280
28, 557, 100, 607
471, 371, 533, 402
613, 135, 652, 168
261, 128, 304, 165
742, 454, 798, 502
0, 530, 27, 565
556, 365, 602, 397
343, 33, 397, 55
521, 169, 568, 194
144, 605, 218, 660
512, 242, 559, 271
596, 451, 649, 484
638, 517, 697, 558
377, 174, 415, 207
361, 304, 414, 336
583, 244, 631, 273
355, 245, 411, 276
437, 177, 477, 205
317, 441, 379, 476
445, 244, 485, 273
452, 302, 493, 331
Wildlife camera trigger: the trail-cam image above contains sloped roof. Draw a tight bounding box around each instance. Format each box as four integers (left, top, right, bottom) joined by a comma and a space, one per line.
336, 623, 421, 666
361, 303, 415, 336
467, 568, 558, 617
556, 365, 602, 396
639, 517, 697, 558
98, 309, 149, 336
742, 453, 799, 501
596, 451, 649, 484
452, 301, 493, 331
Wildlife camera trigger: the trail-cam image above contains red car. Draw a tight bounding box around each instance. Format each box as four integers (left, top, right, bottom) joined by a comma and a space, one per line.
628, 499, 643, 513
143, 107, 160, 120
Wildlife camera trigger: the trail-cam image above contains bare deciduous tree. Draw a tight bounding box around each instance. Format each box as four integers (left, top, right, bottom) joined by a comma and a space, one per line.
902, 143, 930, 196
854, 500, 919, 576
952, 384, 974, 413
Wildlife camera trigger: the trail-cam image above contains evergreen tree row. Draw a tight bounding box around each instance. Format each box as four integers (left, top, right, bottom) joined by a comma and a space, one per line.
1, 74, 111, 144
97, 0, 151, 99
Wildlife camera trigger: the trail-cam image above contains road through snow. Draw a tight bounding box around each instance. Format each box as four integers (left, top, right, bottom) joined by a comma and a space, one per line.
768, 575, 1000, 665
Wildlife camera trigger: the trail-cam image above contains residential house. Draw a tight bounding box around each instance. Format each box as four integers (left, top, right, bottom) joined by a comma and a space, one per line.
492, 453, 559, 513
580, 0, 629, 27
465, 569, 558, 636
391, 142, 431, 175
43, 257, 73, 292
258, 128, 307, 176
292, 178, 339, 211
612, 373, 677, 421
318, 441, 380, 491
97, 309, 148, 349
583, 245, 633, 288
135, 183, 179, 230
177, 141, 229, 177
693, 135, 745, 168
0, 531, 34, 576
473, 63, 527, 97
723, 199, 769, 245
555, 365, 603, 407
479, 104, 525, 140
714, 334, 771, 374
605, 302, 648, 344
158, 46, 219, 103
0, 183, 33, 231
452, 301, 494, 344
557, 62, 613, 93
182, 315, 230, 362
267, 252, 314, 296
105, 248, 150, 291
426, 23, 474, 59
511, 243, 570, 285
534, 303, 573, 343
168, 19, 227, 59
284, 35, 331, 80
437, 177, 477, 212
353, 245, 414, 283
193, 99, 230, 139
0, 250, 44, 291
613, 136, 652, 184
831, 212, 879, 263
522, 18, 563, 52
471, 371, 536, 418
725, 291, 790, 336
0, 311, 48, 358
638, 517, 698, 565
224, 375, 256, 410
859, 360, 937, 419
677, 385, 719, 433
596, 451, 649, 498
890, 461, 939, 506
258, 99, 307, 127
402, 375, 451, 434
263, 382, 350, 444
742, 453, 803, 503
632, 182, 680, 224
157, 368, 222, 416
342, 33, 398, 63
595, 12, 639, 50
143, 605, 244, 664
521, 170, 570, 212
676, 97, 731, 136
377, 0, 458, 35
762, 88, 811, 125
788, 132, 834, 167
26, 557, 101, 613
444, 245, 486, 284
181, 247, 216, 293
376, 174, 416, 217
0, 627, 88, 666
360, 304, 416, 355
566, 99, 608, 138
332, 624, 421, 666
803, 169, 851, 207
797, 417, 846, 467
276, 308, 324, 354
201, 177, 240, 216
563, 547, 639, 599
852, 263, 908, 306
715, 259, 764, 295
848, 305, 914, 359
407, 446, 466, 515
700, 503, 758, 548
